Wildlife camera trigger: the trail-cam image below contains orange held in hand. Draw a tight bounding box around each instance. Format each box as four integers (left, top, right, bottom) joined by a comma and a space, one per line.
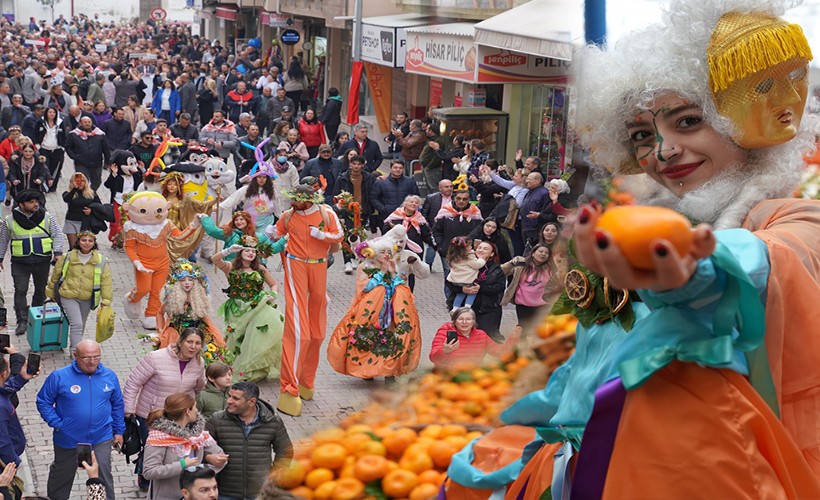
595, 206, 693, 270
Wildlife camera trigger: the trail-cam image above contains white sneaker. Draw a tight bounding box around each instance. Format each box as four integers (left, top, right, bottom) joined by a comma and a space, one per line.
344, 262, 353, 274
351, 261, 359, 270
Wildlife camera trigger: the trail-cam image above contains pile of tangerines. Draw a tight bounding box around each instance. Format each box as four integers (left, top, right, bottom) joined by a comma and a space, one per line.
535, 313, 578, 340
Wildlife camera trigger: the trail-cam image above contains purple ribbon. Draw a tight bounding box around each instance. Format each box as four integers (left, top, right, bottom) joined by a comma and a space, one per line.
437, 481, 447, 500
570, 378, 627, 499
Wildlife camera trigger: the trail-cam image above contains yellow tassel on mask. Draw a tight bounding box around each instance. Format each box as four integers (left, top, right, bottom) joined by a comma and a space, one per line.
708, 11, 813, 94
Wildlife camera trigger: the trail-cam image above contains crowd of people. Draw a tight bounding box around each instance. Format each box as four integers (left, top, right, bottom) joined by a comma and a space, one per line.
0, 11, 577, 500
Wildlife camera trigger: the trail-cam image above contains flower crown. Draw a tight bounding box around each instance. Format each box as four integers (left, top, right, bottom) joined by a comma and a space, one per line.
240, 234, 275, 258
76, 230, 96, 240
168, 258, 209, 291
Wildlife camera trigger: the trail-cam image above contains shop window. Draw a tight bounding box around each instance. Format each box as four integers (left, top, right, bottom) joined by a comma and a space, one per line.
527, 84, 570, 178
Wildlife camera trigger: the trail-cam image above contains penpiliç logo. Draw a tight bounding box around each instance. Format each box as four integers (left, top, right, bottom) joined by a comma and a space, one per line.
407, 36, 424, 67
484, 50, 526, 67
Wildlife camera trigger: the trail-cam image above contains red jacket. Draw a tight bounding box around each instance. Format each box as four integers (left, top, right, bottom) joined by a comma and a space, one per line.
429, 322, 515, 369
297, 118, 326, 148
0, 138, 21, 162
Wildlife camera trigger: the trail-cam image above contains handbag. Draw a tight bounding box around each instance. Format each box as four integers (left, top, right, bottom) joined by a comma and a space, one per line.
500, 198, 519, 230
96, 305, 115, 343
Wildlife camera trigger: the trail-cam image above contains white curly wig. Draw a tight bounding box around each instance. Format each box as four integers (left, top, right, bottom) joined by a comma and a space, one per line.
576, 0, 818, 228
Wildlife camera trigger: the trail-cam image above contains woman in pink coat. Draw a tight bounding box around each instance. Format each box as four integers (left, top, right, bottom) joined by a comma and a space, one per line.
122, 327, 206, 490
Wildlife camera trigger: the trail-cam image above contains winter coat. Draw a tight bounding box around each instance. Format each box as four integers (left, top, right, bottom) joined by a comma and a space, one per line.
45, 249, 113, 303
0, 374, 28, 466
224, 89, 256, 123
371, 175, 419, 217
446, 262, 506, 313
339, 138, 383, 173
86, 82, 105, 107
36, 361, 126, 448
429, 322, 513, 370
199, 120, 238, 160
103, 117, 133, 150
432, 210, 483, 258
178, 81, 198, 116
265, 96, 295, 120
113, 79, 140, 109
142, 415, 225, 500
65, 127, 111, 169
520, 186, 549, 233
319, 96, 342, 130
62, 189, 102, 222
397, 130, 426, 162
122, 346, 206, 419
205, 400, 294, 499
7, 157, 50, 197
297, 118, 326, 148
34, 117, 66, 148
194, 381, 227, 418
151, 88, 181, 125
333, 170, 376, 215
278, 139, 309, 170
301, 156, 342, 203
473, 179, 508, 219
283, 72, 308, 92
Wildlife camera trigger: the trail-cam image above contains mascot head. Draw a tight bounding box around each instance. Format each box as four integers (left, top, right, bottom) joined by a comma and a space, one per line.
123, 191, 169, 225
111, 149, 140, 175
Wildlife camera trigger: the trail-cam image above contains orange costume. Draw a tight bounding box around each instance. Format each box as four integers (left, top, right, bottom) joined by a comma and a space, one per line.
122, 192, 195, 330
272, 201, 343, 416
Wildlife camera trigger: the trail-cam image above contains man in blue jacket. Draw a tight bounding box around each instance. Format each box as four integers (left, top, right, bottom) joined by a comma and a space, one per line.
36, 340, 125, 500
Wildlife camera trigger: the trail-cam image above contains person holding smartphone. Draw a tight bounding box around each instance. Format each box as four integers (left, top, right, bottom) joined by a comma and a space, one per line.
429, 307, 519, 370
0, 344, 38, 498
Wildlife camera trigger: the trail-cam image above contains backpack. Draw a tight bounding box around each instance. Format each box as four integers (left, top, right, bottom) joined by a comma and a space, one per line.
281, 204, 342, 254
121, 415, 144, 464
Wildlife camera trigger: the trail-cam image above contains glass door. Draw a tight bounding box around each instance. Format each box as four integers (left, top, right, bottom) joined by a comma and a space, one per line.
528, 84, 570, 178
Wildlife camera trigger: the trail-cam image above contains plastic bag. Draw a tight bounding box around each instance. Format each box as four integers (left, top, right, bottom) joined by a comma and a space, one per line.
96, 305, 116, 343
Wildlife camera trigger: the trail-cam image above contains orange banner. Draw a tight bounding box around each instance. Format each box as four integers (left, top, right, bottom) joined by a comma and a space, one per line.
364, 62, 392, 133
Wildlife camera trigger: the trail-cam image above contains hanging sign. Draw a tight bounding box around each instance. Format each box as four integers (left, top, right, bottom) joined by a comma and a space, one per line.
280, 29, 301, 46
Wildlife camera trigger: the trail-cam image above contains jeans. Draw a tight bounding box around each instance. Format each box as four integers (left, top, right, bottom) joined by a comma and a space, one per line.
60, 298, 92, 350
48, 440, 115, 500
11, 260, 50, 323
452, 292, 476, 309
41, 147, 65, 193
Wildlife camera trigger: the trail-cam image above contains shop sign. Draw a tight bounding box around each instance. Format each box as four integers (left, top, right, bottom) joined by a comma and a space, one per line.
405, 33, 477, 83
266, 13, 291, 28
468, 88, 485, 107
361, 25, 412, 68
429, 79, 442, 108
280, 29, 301, 45
476, 47, 572, 84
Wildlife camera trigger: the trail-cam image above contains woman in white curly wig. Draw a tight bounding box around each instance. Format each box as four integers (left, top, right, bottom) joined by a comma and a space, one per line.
552, 0, 820, 497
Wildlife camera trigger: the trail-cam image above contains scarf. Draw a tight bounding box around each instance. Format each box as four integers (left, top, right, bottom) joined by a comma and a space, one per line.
70, 126, 105, 140
12, 208, 46, 230
385, 208, 427, 232
20, 156, 34, 175
272, 159, 291, 175
435, 203, 483, 222
146, 416, 216, 457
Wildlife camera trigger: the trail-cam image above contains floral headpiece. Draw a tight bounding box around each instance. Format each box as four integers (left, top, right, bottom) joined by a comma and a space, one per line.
168, 258, 209, 291
160, 171, 184, 187
283, 184, 324, 204
239, 234, 274, 257
76, 230, 96, 240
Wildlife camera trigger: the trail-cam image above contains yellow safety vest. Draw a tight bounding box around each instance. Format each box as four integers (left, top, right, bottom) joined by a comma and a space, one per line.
8, 213, 53, 258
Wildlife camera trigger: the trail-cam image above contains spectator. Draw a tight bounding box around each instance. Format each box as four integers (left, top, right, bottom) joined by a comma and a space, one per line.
490, 167, 530, 256
453, 240, 507, 341
278, 128, 309, 172
333, 154, 375, 273
142, 393, 227, 500
7, 68, 39, 108
151, 80, 181, 125
520, 171, 549, 245
122, 95, 147, 134
514, 150, 543, 176
421, 178, 453, 270
205, 382, 293, 500
0, 189, 64, 335
396, 119, 425, 163
235, 113, 252, 139
178, 73, 198, 122
133, 109, 158, 142
272, 105, 297, 131
339, 124, 383, 174
35, 106, 65, 193
123, 327, 207, 491
7, 141, 50, 199
429, 308, 517, 370
224, 81, 255, 124
91, 101, 112, 129
0, 345, 36, 491
86, 74, 106, 107
234, 123, 265, 185
103, 74, 116, 108
471, 161, 507, 218
501, 244, 562, 335
283, 57, 309, 114
131, 130, 159, 169
469, 217, 512, 265
467, 139, 490, 176
419, 123, 447, 191
301, 144, 341, 203
532, 178, 572, 237
383, 194, 435, 290
383, 112, 410, 160
433, 134, 468, 182
36, 340, 125, 500
103, 107, 133, 150
254, 86, 274, 137
371, 160, 419, 229
113, 68, 141, 109
66, 83, 84, 109
45, 231, 112, 350
0, 95, 29, 131
43, 85, 69, 115
170, 113, 199, 150
21, 103, 45, 142
330, 131, 349, 158
0, 82, 11, 111
265, 87, 294, 122
197, 79, 219, 127
432, 189, 482, 277
297, 108, 326, 159
179, 466, 219, 500
445, 236, 486, 310
65, 115, 111, 190
199, 110, 237, 161
0, 126, 23, 164
195, 362, 233, 419
319, 87, 342, 140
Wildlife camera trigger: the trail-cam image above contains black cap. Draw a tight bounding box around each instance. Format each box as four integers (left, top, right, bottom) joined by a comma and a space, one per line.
15, 189, 45, 205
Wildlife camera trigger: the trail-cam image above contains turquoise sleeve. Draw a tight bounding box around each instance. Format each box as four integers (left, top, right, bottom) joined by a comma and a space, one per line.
201, 216, 226, 240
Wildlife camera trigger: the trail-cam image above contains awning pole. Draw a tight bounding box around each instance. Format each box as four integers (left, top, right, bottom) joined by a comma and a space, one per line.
352, 0, 363, 61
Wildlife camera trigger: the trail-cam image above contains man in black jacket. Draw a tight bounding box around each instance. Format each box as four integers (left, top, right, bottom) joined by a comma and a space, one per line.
65, 116, 111, 190
21, 104, 44, 142
170, 113, 199, 154
332, 155, 375, 273
432, 189, 483, 279
205, 382, 292, 500
339, 124, 384, 174
371, 160, 419, 232
301, 144, 342, 204
318, 87, 342, 141
421, 178, 453, 269
103, 108, 133, 151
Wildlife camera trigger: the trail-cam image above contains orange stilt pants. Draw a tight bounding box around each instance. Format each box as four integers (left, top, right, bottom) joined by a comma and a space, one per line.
280, 256, 328, 398
130, 266, 169, 317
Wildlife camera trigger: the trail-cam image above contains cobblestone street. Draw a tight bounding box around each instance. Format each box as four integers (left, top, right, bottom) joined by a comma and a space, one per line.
5, 158, 517, 498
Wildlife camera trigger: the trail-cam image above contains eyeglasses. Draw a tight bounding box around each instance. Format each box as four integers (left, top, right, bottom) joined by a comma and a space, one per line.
319, 150, 332, 155
77, 355, 102, 361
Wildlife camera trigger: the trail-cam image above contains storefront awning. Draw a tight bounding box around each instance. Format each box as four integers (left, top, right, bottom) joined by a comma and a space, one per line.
362, 13, 442, 28
474, 0, 583, 60
215, 5, 239, 21
404, 23, 477, 83
361, 14, 451, 68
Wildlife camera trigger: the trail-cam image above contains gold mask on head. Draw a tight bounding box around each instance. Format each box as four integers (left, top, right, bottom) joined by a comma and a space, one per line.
708, 11, 813, 149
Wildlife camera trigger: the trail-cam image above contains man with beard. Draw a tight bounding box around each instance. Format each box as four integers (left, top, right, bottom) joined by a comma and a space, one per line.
65, 116, 110, 190
199, 110, 237, 162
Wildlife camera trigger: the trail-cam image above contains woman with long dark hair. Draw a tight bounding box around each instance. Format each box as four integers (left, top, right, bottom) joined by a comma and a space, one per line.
501, 243, 562, 335
283, 56, 308, 114
220, 172, 279, 231
35, 106, 66, 193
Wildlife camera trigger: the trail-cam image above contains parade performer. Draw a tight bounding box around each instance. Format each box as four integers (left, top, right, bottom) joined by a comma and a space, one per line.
220, 160, 279, 231
200, 210, 272, 262
327, 233, 422, 382
161, 171, 216, 261
104, 150, 142, 249
122, 191, 199, 330
157, 258, 224, 349
211, 235, 286, 382
333, 191, 368, 269
267, 184, 343, 416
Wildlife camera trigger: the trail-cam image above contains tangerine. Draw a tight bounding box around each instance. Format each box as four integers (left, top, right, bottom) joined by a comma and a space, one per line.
439, 424, 468, 438
276, 461, 308, 489
311, 444, 348, 470
595, 206, 693, 270
417, 469, 445, 485
428, 441, 459, 469
289, 486, 315, 499
354, 439, 387, 458
313, 428, 348, 445
399, 451, 434, 474
353, 455, 390, 483
382, 428, 417, 457
305, 468, 335, 489
409, 482, 442, 500
313, 480, 338, 500
331, 477, 365, 500
382, 469, 420, 498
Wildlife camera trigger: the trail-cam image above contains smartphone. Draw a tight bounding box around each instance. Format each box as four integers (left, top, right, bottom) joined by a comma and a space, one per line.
446, 330, 458, 344
26, 352, 41, 375
0, 334, 9, 353
76, 443, 93, 469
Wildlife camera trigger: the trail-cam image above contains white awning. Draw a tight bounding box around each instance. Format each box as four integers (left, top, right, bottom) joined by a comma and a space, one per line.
362, 13, 445, 28
405, 22, 475, 38
474, 0, 584, 60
